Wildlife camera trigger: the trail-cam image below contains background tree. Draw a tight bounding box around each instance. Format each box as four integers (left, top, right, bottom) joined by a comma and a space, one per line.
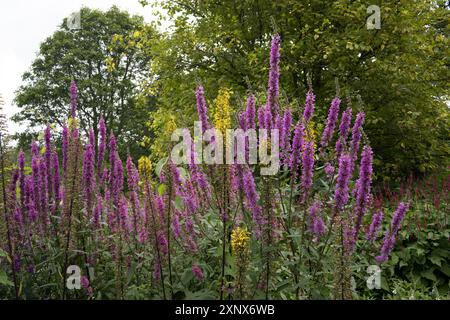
13, 6, 157, 159
142, 0, 449, 179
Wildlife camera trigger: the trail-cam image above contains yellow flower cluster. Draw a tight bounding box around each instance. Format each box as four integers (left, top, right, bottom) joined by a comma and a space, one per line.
138, 156, 152, 180
304, 120, 317, 148
165, 115, 177, 135
231, 226, 251, 255
213, 87, 232, 134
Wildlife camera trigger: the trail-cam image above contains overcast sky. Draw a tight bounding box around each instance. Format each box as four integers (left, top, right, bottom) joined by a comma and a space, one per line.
0, 0, 167, 134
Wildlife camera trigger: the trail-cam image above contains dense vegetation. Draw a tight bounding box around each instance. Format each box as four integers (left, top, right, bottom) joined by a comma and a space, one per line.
0, 1, 449, 300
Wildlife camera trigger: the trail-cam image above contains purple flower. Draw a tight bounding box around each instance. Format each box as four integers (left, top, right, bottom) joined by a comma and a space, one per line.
157, 230, 168, 255
126, 157, 139, 191
93, 196, 102, 228
303, 89, 315, 123
82, 143, 96, 210
366, 210, 384, 242
324, 163, 335, 177
242, 166, 264, 229
245, 94, 256, 130
18, 151, 26, 209
289, 121, 304, 178
70, 80, 78, 118
44, 125, 52, 197
353, 146, 373, 238
335, 108, 352, 156
192, 264, 204, 281
51, 151, 61, 206
334, 153, 353, 214
267, 34, 281, 116
320, 97, 341, 149
350, 112, 365, 159
195, 86, 210, 133
301, 141, 315, 195
25, 177, 37, 221
97, 118, 106, 176
62, 125, 69, 172
31, 141, 39, 158
280, 108, 292, 164
376, 202, 409, 263
118, 196, 130, 233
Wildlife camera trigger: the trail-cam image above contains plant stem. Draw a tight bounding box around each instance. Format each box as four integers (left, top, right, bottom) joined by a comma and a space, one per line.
0, 133, 19, 299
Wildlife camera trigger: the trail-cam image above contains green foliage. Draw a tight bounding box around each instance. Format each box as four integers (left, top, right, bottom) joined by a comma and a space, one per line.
143, 0, 449, 178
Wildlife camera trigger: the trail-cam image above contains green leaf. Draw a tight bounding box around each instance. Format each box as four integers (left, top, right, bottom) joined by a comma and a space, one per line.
157, 183, 167, 196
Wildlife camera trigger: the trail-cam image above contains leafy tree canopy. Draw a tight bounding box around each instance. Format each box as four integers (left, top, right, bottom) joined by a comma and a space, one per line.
13, 6, 157, 159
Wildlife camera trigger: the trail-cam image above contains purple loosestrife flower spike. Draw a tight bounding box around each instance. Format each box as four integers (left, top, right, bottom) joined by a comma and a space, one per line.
62, 125, 69, 172
82, 143, 96, 211
324, 163, 335, 177
70, 80, 77, 118
366, 210, 384, 242
334, 153, 353, 214
257, 105, 266, 129
350, 112, 365, 159
289, 121, 304, 178
25, 177, 37, 221
93, 196, 102, 228
51, 151, 61, 206
44, 125, 52, 197
39, 158, 49, 226
31, 141, 39, 158
97, 118, 106, 175
195, 86, 210, 133
267, 34, 281, 116
353, 146, 373, 239
376, 202, 409, 263
245, 94, 256, 130
242, 166, 264, 229
335, 108, 352, 156
18, 151, 25, 209
320, 97, 341, 149
108, 133, 117, 184
303, 89, 315, 123
301, 141, 315, 195
88, 129, 95, 150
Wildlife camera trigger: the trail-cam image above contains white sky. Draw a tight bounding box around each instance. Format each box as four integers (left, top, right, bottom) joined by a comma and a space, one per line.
0, 0, 168, 134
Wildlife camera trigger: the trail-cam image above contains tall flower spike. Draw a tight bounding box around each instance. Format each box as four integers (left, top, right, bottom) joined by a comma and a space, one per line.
97, 118, 106, 176
267, 34, 281, 116
303, 89, 315, 123
301, 141, 315, 196
376, 203, 409, 263
44, 125, 52, 198
242, 166, 264, 231
51, 151, 61, 207
18, 151, 25, 210
245, 94, 256, 130
353, 146, 373, 238
320, 97, 341, 149
289, 121, 304, 178
335, 107, 352, 156
70, 80, 78, 119
195, 86, 210, 133
366, 210, 384, 242
350, 112, 365, 160
62, 125, 69, 172
334, 153, 353, 214
82, 143, 96, 211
